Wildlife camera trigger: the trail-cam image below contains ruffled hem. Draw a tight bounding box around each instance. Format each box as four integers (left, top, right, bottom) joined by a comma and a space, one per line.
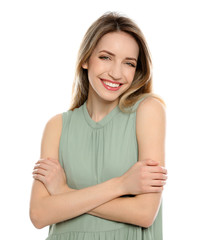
45, 225, 155, 240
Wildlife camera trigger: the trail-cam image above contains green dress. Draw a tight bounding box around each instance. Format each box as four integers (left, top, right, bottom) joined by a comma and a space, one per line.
46, 96, 163, 240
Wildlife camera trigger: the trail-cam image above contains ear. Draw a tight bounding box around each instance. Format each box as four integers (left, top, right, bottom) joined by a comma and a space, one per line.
82, 61, 88, 69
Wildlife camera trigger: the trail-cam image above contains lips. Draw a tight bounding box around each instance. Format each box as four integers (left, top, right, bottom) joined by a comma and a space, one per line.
100, 78, 123, 85
100, 78, 123, 91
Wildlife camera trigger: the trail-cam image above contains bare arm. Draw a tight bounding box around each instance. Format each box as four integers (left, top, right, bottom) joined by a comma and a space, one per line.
88, 195, 150, 227
133, 97, 166, 226
29, 114, 124, 229
52, 186, 151, 228
31, 176, 123, 229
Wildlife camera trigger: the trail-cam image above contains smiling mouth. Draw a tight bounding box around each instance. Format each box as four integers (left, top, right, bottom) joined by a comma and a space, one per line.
100, 79, 123, 91
100, 78, 123, 86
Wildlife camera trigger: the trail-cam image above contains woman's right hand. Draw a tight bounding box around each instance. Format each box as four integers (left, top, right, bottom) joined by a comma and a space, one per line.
120, 159, 168, 195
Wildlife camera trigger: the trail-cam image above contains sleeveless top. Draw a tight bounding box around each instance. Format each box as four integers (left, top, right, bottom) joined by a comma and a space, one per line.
45, 96, 163, 240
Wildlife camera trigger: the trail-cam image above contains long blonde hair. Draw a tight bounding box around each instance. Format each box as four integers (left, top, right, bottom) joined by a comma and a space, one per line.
69, 11, 166, 113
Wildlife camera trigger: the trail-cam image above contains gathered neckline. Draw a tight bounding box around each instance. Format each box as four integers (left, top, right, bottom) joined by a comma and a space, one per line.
82, 101, 120, 129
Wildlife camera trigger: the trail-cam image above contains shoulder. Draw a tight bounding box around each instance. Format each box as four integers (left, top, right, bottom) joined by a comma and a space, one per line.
45, 113, 63, 132
136, 96, 166, 121
40, 113, 63, 159
136, 96, 166, 144
45, 110, 73, 132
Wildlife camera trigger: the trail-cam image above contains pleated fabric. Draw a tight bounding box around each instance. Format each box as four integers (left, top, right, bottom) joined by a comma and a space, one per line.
46, 96, 163, 240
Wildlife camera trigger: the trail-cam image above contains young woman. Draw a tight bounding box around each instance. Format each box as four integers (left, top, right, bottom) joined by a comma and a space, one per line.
30, 11, 167, 240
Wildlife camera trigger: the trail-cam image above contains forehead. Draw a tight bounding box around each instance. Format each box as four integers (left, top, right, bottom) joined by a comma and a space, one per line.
94, 31, 139, 56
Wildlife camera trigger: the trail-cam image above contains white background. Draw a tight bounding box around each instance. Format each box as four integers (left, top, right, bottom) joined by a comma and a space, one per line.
0, 0, 201, 239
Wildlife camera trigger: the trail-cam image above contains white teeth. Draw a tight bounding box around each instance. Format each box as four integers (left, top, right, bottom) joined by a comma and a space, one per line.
103, 81, 120, 87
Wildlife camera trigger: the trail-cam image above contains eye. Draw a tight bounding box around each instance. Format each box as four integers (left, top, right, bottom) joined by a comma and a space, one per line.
126, 62, 136, 68
99, 56, 136, 68
99, 56, 110, 60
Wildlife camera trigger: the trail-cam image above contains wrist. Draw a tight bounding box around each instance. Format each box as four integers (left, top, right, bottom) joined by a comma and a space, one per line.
115, 176, 126, 196
110, 176, 126, 196
87, 177, 124, 215
54, 185, 75, 195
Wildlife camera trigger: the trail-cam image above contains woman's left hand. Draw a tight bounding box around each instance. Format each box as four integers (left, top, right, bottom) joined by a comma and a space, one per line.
32, 157, 71, 195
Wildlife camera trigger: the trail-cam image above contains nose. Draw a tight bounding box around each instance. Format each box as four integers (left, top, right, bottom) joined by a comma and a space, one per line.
108, 62, 122, 80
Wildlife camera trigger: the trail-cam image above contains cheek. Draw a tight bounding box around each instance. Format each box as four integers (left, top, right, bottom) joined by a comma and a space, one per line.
125, 70, 136, 84
89, 59, 104, 75
89, 63, 107, 83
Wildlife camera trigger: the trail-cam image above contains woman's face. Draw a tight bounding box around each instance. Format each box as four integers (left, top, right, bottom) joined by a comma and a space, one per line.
82, 31, 139, 103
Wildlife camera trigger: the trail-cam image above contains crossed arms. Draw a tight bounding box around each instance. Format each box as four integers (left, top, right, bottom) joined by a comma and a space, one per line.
29, 97, 166, 229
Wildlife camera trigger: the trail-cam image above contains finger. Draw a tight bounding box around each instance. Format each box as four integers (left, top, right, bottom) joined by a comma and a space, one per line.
145, 159, 159, 166
149, 186, 164, 193
148, 165, 167, 174
33, 163, 52, 171
32, 168, 47, 176
33, 173, 46, 183
151, 180, 167, 187
36, 159, 57, 166
151, 173, 168, 180
36, 159, 55, 165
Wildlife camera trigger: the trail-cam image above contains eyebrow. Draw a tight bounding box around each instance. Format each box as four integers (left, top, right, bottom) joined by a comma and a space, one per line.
98, 50, 137, 62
